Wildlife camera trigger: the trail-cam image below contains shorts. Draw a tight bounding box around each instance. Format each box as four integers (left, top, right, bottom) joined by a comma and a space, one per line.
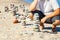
31, 10, 60, 24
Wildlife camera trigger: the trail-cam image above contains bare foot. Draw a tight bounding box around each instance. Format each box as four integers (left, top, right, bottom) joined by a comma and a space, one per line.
52, 28, 56, 32
50, 28, 57, 34
39, 25, 44, 31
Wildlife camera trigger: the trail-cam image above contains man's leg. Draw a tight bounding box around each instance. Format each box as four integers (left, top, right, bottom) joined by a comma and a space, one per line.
51, 15, 60, 32
52, 20, 60, 32
39, 21, 44, 30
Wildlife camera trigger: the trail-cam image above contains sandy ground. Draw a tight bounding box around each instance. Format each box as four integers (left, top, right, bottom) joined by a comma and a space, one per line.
0, 0, 60, 40
0, 12, 60, 40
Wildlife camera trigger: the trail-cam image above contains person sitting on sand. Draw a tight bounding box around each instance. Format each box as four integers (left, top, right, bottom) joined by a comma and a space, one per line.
29, 0, 60, 33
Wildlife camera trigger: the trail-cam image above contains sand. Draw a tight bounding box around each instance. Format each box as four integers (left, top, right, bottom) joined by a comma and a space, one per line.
0, 12, 60, 40
0, 0, 60, 40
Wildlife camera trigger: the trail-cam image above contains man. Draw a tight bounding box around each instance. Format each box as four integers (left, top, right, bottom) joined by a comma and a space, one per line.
29, 0, 60, 33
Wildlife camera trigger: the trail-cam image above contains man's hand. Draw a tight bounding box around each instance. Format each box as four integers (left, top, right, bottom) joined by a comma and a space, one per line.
41, 17, 48, 23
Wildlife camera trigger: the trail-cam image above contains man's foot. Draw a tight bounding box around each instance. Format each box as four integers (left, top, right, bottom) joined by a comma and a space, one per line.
50, 28, 57, 34
13, 19, 19, 24
50, 31, 57, 34
39, 22, 44, 31
39, 25, 44, 32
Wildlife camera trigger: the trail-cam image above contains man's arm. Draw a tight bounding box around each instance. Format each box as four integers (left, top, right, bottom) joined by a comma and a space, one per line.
46, 0, 60, 18
41, 8, 60, 23
46, 8, 60, 19
29, 0, 38, 11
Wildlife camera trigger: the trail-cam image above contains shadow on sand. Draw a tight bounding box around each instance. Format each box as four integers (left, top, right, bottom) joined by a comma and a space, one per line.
44, 26, 60, 32
25, 24, 60, 32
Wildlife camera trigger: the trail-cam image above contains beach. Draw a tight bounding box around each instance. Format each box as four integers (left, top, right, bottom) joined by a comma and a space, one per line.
0, 0, 60, 40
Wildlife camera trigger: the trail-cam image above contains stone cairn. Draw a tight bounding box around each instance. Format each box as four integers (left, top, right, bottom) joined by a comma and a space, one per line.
33, 13, 40, 32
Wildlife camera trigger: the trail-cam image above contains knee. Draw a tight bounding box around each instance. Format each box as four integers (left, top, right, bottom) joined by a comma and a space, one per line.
52, 20, 60, 26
